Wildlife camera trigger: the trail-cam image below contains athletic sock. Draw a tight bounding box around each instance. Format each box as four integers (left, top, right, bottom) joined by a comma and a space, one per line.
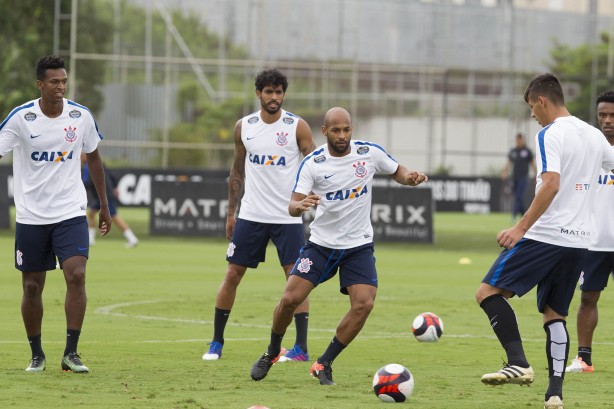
480, 294, 529, 367
88, 227, 96, 244
123, 228, 138, 244
319, 336, 346, 365
28, 334, 44, 358
267, 331, 285, 358
212, 307, 230, 344
578, 346, 592, 366
63, 329, 81, 356
544, 319, 569, 401
293, 312, 309, 352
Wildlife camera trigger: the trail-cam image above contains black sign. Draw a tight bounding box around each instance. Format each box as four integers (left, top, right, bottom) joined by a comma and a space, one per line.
425, 176, 501, 213
150, 175, 228, 236
371, 177, 433, 243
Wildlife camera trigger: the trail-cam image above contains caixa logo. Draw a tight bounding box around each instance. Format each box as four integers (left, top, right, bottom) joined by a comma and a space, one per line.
31, 151, 74, 162
248, 154, 286, 166
154, 198, 228, 218
325, 185, 368, 200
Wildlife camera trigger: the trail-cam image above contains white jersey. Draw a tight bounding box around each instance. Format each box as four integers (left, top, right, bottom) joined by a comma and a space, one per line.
0, 98, 102, 224
238, 109, 303, 224
524, 116, 614, 248
589, 163, 614, 251
294, 140, 399, 249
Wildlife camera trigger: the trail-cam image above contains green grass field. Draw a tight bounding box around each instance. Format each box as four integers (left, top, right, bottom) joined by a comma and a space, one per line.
1, 210, 614, 408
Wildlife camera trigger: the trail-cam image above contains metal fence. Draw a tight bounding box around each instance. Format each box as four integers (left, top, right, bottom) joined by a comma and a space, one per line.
54, 0, 614, 175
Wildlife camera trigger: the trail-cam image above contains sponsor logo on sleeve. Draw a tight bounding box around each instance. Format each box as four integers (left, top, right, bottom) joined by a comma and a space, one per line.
24, 112, 37, 122
314, 155, 326, 164
283, 117, 295, 124
357, 146, 369, 155
69, 110, 81, 118
247, 116, 259, 124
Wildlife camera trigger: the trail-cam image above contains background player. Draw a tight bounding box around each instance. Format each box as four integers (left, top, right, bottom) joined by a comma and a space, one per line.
475, 74, 614, 409
81, 153, 139, 248
250, 107, 427, 385
502, 132, 534, 220
202, 69, 316, 362
0, 55, 112, 373
566, 90, 614, 373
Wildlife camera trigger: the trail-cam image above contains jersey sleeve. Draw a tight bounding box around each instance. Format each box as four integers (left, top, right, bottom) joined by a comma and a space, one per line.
81, 111, 102, 153
371, 143, 399, 175
600, 138, 614, 172
293, 158, 315, 195
0, 113, 21, 156
536, 126, 562, 174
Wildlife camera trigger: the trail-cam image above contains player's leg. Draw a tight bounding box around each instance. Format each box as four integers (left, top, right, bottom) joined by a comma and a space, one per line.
272, 224, 310, 362
539, 246, 585, 408
311, 244, 377, 386
311, 284, 376, 386
53, 216, 90, 373
16, 222, 55, 372
87, 205, 99, 245
22, 271, 47, 372
567, 251, 611, 372
251, 274, 314, 381
204, 219, 267, 360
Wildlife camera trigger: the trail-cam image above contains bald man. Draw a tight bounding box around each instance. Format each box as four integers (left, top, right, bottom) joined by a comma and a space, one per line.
250, 107, 428, 385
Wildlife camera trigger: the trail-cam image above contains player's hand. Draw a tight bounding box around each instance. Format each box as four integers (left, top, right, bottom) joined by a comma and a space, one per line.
496, 226, 524, 249
225, 215, 236, 241
299, 194, 321, 212
405, 172, 428, 186
98, 207, 112, 236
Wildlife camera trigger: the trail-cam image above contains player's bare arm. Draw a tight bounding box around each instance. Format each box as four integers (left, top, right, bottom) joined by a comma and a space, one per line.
296, 118, 316, 156
391, 165, 428, 186
497, 171, 559, 249
86, 149, 112, 236
288, 192, 320, 217
226, 119, 246, 240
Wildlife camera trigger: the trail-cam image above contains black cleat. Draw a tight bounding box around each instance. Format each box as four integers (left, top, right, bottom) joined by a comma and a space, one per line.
310, 360, 335, 385
250, 352, 281, 381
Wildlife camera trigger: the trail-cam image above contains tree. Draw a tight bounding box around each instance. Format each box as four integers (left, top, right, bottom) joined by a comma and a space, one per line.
548, 33, 612, 122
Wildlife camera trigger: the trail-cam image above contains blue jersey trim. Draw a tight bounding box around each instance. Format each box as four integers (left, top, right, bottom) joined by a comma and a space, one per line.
68, 100, 104, 140
537, 124, 553, 173
0, 102, 35, 131
355, 140, 396, 162
293, 147, 325, 191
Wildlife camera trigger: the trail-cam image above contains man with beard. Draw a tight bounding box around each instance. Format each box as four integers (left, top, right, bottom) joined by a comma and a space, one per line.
203, 69, 316, 363
249, 107, 428, 385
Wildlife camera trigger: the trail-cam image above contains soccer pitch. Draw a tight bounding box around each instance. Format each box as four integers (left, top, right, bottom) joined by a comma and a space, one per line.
1, 210, 613, 409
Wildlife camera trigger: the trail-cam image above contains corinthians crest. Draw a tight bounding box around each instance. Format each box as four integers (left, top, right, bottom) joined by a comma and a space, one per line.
353, 161, 367, 178
276, 131, 289, 146
64, 126, 77, 142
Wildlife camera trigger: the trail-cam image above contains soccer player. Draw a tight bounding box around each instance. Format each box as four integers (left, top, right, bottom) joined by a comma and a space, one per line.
565, 90, 614, 374
249, 107, 427, 385
475, 74, 614, 409
0, 55, 112, 373
81, 154, 139, 248
502, 133, 534, 220
202, 69, 316, 362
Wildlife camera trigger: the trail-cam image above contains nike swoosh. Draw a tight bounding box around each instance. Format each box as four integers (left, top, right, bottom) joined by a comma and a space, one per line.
78, 247, 88, 251
30, 134, 42, 139
246, 136, 256, 140
324, 174, 335, 179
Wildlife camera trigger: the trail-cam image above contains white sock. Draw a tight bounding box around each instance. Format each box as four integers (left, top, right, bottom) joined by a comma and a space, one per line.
88, 227, 96, 244
124, 229, 138, 243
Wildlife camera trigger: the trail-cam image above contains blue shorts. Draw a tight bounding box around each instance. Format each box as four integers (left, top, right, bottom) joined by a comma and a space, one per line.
15, 216, 89, 272
482, 238, 586, 316
290, 241, 377, 295
579, 251, 614, 292
90, 198, 117, 216
226, 218, 305, 268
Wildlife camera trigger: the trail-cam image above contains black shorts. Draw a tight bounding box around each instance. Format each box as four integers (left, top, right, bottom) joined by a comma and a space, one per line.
290, 241, 377, 295
15, 216, 89, 272
226, 218, 305, 268
579, 251, 614, 292
482, 238, 586, 316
